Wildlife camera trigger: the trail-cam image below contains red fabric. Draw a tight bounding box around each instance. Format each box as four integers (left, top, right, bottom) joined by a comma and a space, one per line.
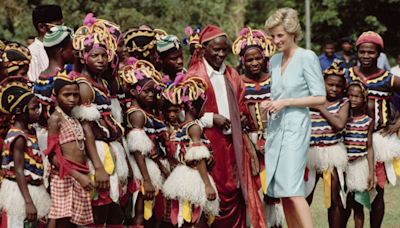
356, 31, 384, 49
170, 200, 179, 225
45, 135, 89, 178
186, 61, 265, 227
1, 211, 6, 228
375, 162, 387, 189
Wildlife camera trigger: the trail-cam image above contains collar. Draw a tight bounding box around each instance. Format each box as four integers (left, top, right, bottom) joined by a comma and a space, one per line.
203, 58, 226, 78
34, 38, 44, 48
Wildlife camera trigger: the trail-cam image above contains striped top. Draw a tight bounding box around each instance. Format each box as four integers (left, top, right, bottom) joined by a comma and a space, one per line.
310, 98, 348, 146
1, 127, 44, 185
168, 120, 213, 169
344, 114, 372, 157
346, 67, 394, 130
127, 106, 168, 158
242, 75, 271, 131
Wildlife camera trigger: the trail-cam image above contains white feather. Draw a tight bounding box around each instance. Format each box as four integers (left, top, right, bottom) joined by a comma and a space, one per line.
126, 129, 153, 156
346, 156, 370, 192
307, 143, 348, 173
184, 145, 211, 161
162, 165, 219, 216
110, 98, 123, 124
373, 132, 400, 162
266, 202, 285, 227
72, 104, 101, 121
0, 179, 51, 218
109, 141, 129, 184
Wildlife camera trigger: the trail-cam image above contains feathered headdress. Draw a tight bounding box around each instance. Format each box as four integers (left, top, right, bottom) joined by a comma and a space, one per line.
232, 27, 276, 59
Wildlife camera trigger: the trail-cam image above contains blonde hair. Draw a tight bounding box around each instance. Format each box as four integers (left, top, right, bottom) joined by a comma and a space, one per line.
265, 8, 303, 42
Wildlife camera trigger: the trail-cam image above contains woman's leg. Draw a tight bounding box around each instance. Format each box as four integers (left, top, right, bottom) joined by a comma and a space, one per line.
328, 168, 343, 228
281, 196, 313, 228
353, 200, 364, 228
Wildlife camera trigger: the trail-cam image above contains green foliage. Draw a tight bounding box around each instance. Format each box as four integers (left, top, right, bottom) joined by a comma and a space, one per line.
1, 0, 400, 65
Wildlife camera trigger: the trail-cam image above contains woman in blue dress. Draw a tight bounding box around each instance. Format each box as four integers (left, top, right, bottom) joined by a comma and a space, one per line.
264, 8, 326, 227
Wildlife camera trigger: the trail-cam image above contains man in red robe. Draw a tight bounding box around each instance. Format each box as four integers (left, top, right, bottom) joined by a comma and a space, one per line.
185, 25, 265, 228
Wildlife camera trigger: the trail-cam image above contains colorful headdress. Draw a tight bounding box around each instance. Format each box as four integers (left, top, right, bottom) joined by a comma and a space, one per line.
162, 76, 207, 112
0, 81, 35, 115
123, 25, 157, 57
43, 25, 74, 47
52, 70, 78, 96
232, 27, 276, 59
356, 31, 384, 50
323, 60, 345, 78
119, 59, 164, 94
182, 25, 201, 46
73, 13, 118, 63
2, 42, 31, 75
157, 35, 181, 54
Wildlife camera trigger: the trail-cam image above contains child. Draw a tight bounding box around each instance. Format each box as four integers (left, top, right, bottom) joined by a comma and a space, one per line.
119, 59, 169, 227
45, 72, 94, 227
343, 81, 375, 228
72, 15, 126, 226
1, 41, 31, 80
306, 61, 349, 228
0, 81, 51, 227
161, 77, 219, 227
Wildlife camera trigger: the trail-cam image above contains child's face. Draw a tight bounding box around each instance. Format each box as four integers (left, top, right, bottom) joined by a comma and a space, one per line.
347, 85, 365, 110
56, 84, 80, 111
27, 97, 40, 123
325, 75, 345, 101
137, 81, 156, 107
165, 105, 181, 124
86, 48, 108, 74
243, 47, 265, 76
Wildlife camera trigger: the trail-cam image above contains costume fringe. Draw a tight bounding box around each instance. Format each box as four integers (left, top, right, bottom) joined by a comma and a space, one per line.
266, 202, 285, 227
307, 143, 348, 173
126, 129, 153, 156
373, 132, 400, 162
184, 145, 211, 161
110, 98, 123, 124
109, 141, 129, 184
346, 156, 370, 192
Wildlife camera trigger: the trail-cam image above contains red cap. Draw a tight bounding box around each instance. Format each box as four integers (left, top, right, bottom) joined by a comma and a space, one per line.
199, 24, 227, 44
356, 31, 384, 49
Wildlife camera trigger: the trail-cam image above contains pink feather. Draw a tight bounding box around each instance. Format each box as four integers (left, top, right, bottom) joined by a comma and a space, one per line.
239, 27, 250, 36
184, 26, 193, 36
126, 57, 137, 65
174, 72, 185, 85
83, 13, 96, 27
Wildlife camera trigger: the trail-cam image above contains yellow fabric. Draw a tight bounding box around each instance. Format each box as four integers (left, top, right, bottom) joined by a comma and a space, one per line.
323, 170, 331, 209
392, 158, 400, 176
102, 142, 115, 175
140, 185, 159, 220
182, 200, 192, 223
207, 215, 215, 226
260, 169, 267, 194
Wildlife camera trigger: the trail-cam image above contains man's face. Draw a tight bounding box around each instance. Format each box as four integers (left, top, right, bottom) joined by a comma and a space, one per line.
162, 48, 184, 75
323, 43, 335, 58
341, 41, 352, 52
203, 36, 228, 70
357, 43, 379, 69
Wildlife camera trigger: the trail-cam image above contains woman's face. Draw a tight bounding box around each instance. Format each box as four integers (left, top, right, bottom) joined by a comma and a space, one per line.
243, 47, 265, 76
269, 24, 295, 52
137, 81, 156, 107
86, 48, 108, 74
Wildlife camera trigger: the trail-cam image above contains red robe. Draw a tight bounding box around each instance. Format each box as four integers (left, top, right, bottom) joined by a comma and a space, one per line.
186, 60, 266, 228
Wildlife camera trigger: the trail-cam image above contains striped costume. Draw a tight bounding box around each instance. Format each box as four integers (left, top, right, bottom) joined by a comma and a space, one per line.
162, 120, 218, 227
344, 114, 373, 208
306, 99, 348, 208
125, 106, 168, 220
346, 67, 400, 187
0, 127, 50, 227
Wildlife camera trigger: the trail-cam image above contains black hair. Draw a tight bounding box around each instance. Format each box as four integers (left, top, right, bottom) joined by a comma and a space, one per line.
44, 35, 71, 57
323, 40, 336, 48
32, 4, 63, 32
53, 78, 79, 96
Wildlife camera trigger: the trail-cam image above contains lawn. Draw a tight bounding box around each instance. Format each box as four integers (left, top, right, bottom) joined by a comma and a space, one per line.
308, 181, 400, 228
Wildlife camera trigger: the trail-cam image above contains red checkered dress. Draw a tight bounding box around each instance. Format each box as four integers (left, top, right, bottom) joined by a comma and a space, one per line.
48, 171, 94, 225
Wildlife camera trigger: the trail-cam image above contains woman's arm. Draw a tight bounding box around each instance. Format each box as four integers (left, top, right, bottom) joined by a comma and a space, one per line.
262, 96, 326, 114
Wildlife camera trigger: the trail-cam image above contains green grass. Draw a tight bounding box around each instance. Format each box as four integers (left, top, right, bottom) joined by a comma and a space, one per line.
308, 181, 400, 228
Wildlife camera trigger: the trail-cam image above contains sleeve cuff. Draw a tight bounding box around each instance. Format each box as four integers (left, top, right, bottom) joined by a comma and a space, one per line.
199, 112, 213, 128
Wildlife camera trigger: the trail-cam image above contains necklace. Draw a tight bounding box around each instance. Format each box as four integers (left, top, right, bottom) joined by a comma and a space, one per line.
56, 106, 85, 151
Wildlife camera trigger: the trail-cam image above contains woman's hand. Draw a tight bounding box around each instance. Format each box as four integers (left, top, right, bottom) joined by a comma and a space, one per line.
260, 99, 290, 115
142, 179, 156, 200
205, 184, 217, 201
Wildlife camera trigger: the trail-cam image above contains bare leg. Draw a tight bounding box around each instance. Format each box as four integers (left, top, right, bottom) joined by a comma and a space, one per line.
306, 174, 321, 205
353, 200, 364, 228
55, 217, 77, 228
328, 169, 343, 228
370, 186, 384, 228
281, 196, 313, 228
133, 193, 145, 225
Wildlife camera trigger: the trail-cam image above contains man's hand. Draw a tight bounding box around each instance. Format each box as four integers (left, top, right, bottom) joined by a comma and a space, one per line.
213, 114, 231, 130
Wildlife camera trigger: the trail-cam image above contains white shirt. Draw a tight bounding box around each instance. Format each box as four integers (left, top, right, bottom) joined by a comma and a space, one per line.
28, 38, 49, 82
391, 65, 400, 76
200, 58, 232, 134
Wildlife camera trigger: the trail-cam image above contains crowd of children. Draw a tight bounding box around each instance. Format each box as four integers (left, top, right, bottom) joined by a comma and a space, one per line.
0, 4, 400, 228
